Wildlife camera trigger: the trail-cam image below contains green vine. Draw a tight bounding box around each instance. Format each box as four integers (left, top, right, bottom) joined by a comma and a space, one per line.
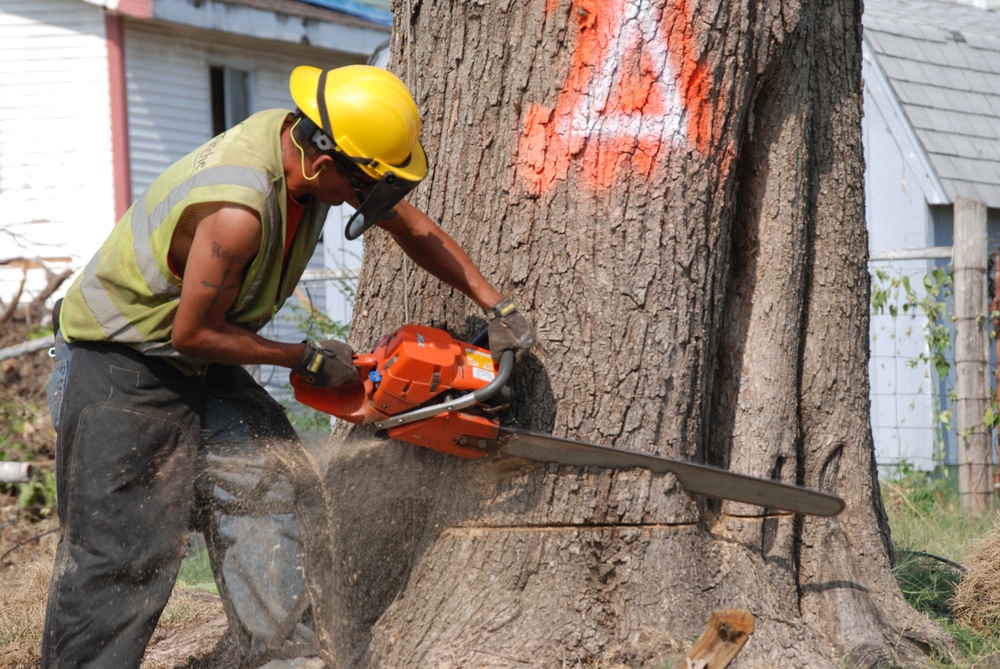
871, 267, 956, 465
984, 300, 1000, 436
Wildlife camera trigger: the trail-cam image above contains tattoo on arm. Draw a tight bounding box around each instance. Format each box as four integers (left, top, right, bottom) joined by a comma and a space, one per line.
201, 268, 240, 316
195, 236, 249, 317
211, 240, 245, 264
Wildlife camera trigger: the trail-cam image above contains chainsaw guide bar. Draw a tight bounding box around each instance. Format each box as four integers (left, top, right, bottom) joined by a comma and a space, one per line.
492, 430, 845, 517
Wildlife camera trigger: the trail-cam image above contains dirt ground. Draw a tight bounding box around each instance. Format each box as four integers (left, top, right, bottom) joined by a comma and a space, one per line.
1, 301, 229, 668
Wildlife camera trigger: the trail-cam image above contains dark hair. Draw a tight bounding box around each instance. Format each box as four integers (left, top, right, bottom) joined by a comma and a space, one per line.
291, 111, 327, 158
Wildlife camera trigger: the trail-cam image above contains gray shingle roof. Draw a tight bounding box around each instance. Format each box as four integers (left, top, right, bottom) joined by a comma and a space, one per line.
864, 0, 1000, 207
217, 0, 388, 29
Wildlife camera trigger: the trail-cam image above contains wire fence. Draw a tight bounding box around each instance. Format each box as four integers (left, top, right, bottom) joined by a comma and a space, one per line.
869, 261, 946, 473
869, 256, 1000, 476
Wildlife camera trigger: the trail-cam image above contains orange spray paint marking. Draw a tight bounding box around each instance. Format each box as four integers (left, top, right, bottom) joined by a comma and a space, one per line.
519, 0, 708, 195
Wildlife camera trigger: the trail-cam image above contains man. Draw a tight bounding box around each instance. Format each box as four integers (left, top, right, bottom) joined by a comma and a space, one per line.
42, 64, 535, 668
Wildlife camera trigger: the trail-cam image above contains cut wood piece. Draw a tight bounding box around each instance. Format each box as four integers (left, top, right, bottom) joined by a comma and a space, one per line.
685, 608, 756, 669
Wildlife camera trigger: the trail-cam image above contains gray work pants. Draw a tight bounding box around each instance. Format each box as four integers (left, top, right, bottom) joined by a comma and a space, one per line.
41, 338, 318, 668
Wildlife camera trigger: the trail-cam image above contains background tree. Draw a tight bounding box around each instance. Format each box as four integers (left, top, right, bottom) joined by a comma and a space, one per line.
303, 0, 954, 666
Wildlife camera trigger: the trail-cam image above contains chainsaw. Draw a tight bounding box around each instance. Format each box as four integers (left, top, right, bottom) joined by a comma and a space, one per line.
290, 324, 845, 517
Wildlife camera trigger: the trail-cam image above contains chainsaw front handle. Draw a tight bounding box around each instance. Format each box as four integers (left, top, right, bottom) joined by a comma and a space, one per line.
371, 348, 514, 431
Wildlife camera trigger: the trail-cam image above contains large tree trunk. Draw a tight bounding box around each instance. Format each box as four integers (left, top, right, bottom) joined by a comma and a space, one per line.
303, 0, 953, 666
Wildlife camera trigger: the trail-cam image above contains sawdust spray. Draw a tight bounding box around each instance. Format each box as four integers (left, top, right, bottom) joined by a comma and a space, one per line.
289, 429, 533, 667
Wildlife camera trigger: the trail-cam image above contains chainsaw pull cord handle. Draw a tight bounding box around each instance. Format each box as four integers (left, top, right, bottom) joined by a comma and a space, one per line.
371, 348, 515, 430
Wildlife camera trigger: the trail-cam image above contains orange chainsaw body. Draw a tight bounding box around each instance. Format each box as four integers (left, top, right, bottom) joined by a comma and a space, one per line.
290, 324, 501, 458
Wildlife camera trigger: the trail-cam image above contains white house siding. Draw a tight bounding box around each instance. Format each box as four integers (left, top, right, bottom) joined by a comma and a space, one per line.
0, 0, 113, 309
123, 19, 359, 197
123, 24, 211, 197
322, 207, 362, 327
863, 53, 939, 472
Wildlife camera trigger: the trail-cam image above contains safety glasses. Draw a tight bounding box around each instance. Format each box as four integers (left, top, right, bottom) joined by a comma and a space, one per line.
343, 171, 416, 239
330, 150, 377, 191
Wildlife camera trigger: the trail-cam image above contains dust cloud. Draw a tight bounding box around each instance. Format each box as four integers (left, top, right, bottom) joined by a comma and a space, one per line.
288, 430, 532, 666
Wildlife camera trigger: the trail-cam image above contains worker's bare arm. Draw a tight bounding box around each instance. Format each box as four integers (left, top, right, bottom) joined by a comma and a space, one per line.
376, 200, 502, 310
171, 203, 303, 367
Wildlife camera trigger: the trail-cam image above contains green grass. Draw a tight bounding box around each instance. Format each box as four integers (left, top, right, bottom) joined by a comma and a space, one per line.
892, 548, 964, 619
177, 542, 217, 593
882, 465, 995, 562
882, 464, 1000, 667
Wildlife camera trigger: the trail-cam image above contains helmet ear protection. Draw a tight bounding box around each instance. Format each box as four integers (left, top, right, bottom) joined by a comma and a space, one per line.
289, 65, 427, 239
310, 128, 335, 153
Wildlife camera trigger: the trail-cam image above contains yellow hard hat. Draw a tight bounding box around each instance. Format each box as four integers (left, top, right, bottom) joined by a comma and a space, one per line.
289, 64, 427, 184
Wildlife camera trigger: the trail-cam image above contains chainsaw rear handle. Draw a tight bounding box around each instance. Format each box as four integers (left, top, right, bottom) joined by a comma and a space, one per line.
352, 352, 378, 378
371, 348, 515, 431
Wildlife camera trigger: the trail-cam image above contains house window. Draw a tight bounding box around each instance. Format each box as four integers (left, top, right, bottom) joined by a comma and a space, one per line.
210, 66, 250, 136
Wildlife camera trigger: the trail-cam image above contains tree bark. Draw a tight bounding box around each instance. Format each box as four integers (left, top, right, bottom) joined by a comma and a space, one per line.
304, 0, 954, 666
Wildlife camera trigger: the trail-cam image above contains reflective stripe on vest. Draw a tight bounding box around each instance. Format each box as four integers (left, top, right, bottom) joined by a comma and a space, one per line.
60, 109, 328, 374
74, 164, 276, 346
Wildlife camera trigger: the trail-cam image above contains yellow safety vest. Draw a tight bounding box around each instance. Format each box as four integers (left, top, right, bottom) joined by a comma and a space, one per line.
60, 109, 328, 374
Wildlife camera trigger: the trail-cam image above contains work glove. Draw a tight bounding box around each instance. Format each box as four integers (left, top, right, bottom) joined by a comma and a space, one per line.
486, 297, 537, 363
293, 340, 356, 387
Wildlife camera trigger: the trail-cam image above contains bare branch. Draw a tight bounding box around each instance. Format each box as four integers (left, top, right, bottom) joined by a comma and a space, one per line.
0, 267, 27, 331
